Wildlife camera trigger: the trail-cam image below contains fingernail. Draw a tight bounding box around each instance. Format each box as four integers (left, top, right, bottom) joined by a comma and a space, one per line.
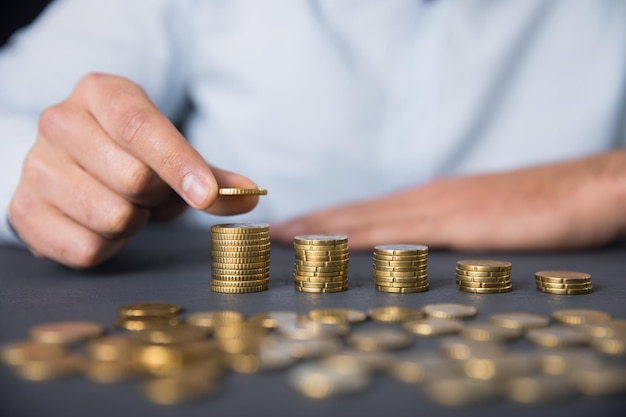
182, 173, 209, 208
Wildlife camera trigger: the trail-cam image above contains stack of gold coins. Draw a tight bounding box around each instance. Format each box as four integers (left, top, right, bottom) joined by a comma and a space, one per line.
455, 260, 512, 294
211, 223, 270, 293
534, 270, 593, 295
373, 244, 429, 293
293, 234, 349, 293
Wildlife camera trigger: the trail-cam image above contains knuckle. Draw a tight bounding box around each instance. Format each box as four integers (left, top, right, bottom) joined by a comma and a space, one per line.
37, 104, 67, 138
117, 108, 154, 146
121, 161, 155, 197
103, 202, 136, 236
64, 235, 107, 269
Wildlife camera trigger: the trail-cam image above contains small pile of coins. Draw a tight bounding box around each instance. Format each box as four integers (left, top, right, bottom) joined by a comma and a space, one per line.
373, 244, 429, 293
456, 260, 512, 294
534, 270, 593, 295
210, 223, 271, 293
292, 235, 349, 293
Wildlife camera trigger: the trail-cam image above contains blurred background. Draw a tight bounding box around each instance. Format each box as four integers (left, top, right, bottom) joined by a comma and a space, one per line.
0, 0, 51, 46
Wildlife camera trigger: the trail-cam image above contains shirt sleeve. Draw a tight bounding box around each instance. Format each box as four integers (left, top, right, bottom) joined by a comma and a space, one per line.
0, 0, 190, 244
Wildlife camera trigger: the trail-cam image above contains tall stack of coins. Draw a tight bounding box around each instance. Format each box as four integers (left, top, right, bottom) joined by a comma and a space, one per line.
211, 223, 270, 293
293, 235, 349, 293
534, 270, 593, 295
373, 244, 429, 293
455, 260, 512, 294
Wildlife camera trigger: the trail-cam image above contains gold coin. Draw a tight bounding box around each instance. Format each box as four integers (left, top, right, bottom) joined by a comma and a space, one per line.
294, 274, 348, 282
579, 319, 626, 339
1, 341, 67, 366
455, 269, 511, 278
294, 259, 348, 268
211, 223, 270, 233
212, 244, 271, 254
461, 351, 538, 380
536, 286, 593, 295
571, 368, 626, 396
308, 309, 367, 324
374, 281, 429, 289
374, 265, 428, 273
489, 312, 550, 330
374, 244, 428, 254
14, 355, 84, 381
455, 279, 511, 289
294, 264, 348, 273
142, 375, 218, 405
115, 316, 181, 332
537, 349, 604, 375
287, 362, 371, 399
375, 285, 429, 293
85, 335, 139, 361
295, 285, 348, 293
552, 309, 611, 326
534, 270, 591, 282
403, 318, 464, 336
321, 350, 393, 373
29, 321, 104, 344
118, 302, 181, 318
390, 352, 458, 383
290, 339, 343, 359
210, 284, 267, 293
505, 374, 574, 403
247, 311, 305, 329
367, 306, 423, 322
83, 360, 137, 383
372, 270, 426, 278
133, 341, 222, 377
460, 323, 522, 342
277, 320, 349, 340
217, 188, 267, 196
456, 259, 511, 272
424, 377, 500, 406
454, 274, 511, 283
347, 328, 413, 351
422, 303, 478, 319
211, 273, 269, 282
535, 281, 592, 290
186, 311, 244, 329
294, 243, 348, 251
373, 260, 427, 268
211, 265, 270, 275
526, 326, 590, 348
590, 337, 626, 355
137, 325, 209, 345
294, 280, 347, 289
457, 285, 513, 294
373, 253, 428, 261
373, 275, 429, 283
439, 337, 506, 360
293, 234, 348, 245
296, 255, 349, 263
211, 254, 269, 264
294, 248, 348, 257
210, 278, 270, 288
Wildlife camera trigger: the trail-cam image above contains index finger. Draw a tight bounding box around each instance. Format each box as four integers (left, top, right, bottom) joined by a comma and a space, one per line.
74, 73, 217, 210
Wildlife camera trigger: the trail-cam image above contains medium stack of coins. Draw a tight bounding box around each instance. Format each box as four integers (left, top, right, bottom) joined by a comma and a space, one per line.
534, 270, 593, 295
373, 244, 429, 293
211, 223, 270, 293
293, 235, 349, 293
456, 259, 512, 294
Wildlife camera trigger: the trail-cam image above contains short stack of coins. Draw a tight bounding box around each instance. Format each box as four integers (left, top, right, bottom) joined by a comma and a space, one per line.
373, 244, 429, 293
535, 270, 593, 295
293, 234, 349, 293
210, 223, 270, 293
456, 259, 512, 294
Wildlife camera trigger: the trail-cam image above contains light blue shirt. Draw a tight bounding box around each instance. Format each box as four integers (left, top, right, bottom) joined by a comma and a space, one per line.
1, 0, 625, 244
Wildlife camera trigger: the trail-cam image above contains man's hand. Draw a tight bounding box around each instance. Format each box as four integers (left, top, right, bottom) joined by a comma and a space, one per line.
9, 73, 258, 268
271, 151, 626, 251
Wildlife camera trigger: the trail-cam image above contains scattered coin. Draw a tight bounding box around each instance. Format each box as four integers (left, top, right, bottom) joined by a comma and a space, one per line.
29, 321, 104, 344
287, 362, 371, 399
118, 302, 181, 318
489, 312, 550, 330
403, 318, 464, 336
422, 303, 478, 319
552, 309, 611, 326
368, 306, 423, 323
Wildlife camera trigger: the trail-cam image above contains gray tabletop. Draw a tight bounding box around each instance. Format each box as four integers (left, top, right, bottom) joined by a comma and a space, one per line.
1, 223, 625, 417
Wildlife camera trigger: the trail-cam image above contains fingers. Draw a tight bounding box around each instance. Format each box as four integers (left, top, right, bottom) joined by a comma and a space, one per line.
73, 73, 218, 210
39, 102, 171, 207
9, 196, 127, 269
